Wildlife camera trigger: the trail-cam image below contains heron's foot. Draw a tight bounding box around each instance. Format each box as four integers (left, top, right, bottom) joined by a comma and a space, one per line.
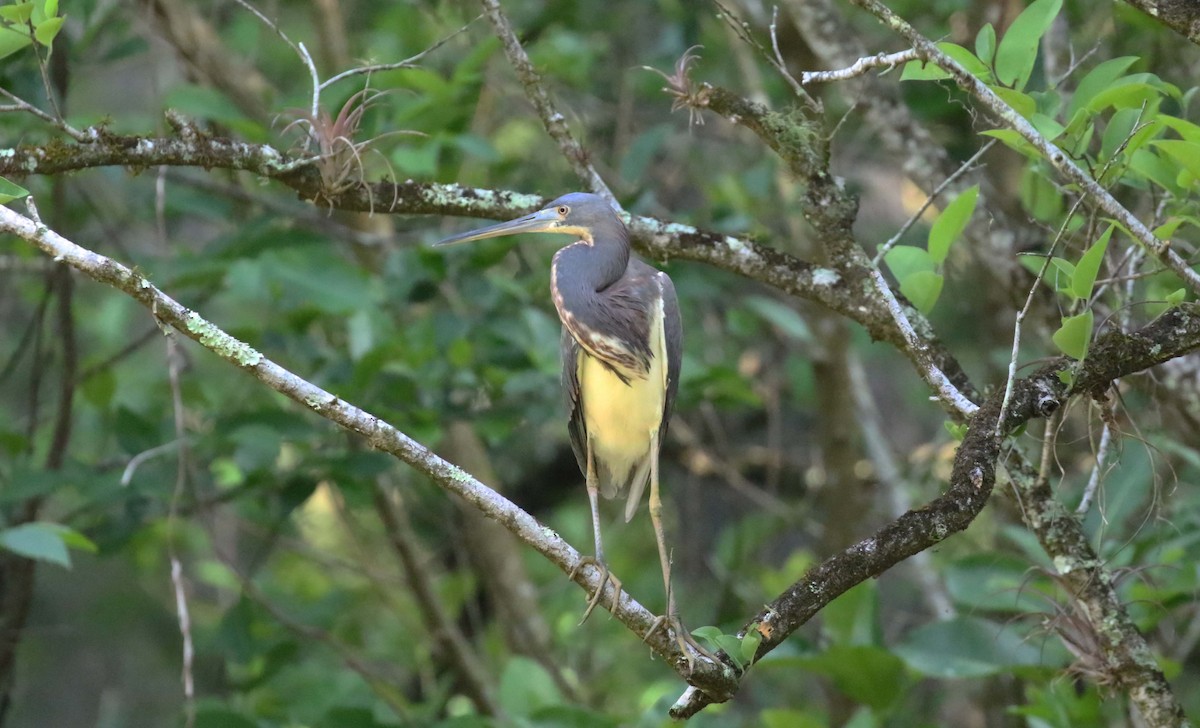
569, 556, 622, 623
644, 614, 720, 674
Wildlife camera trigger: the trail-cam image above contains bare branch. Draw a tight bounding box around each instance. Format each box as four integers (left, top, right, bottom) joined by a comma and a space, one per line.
318, 18, 478, 92
801, 49, 919, 85
669, 300, 1200, 718
0, 88, 92, 142
479, 0, 616, 205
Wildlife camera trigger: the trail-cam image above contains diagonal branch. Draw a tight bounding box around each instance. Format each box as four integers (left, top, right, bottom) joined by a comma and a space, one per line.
479, 0, 616, 205
669, 300, 1200, 718
845, 0, 1200, 296
0, 202, 741, 702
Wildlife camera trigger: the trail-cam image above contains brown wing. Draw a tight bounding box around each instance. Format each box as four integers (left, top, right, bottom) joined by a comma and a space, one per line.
658, 268, 682, 438
560, 326, 588, 477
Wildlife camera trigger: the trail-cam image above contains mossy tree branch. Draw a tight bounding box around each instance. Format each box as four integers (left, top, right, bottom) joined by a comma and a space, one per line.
670, 301, 1200, 719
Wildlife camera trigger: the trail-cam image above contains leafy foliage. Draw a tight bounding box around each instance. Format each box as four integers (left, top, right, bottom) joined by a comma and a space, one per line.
1, 0, 1199, 726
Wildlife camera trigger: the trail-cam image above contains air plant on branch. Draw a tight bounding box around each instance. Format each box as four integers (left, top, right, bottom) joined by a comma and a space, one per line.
283, 88, 421, 212
643, 45, 709, 127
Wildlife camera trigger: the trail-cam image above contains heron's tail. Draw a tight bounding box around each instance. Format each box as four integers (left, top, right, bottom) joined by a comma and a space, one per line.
595, 455, 652, 523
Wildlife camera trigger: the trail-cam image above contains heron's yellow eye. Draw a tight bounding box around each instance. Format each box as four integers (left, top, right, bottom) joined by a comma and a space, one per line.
557, 205, 569, 216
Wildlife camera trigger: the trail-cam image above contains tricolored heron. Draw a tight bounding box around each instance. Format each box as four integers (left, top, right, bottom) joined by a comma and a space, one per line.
435, 193, 703, 658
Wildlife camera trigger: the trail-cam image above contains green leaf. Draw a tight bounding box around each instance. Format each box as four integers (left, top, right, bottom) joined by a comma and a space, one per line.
1030, 113, 1065, 141
1100, 108, 1142, 161
1151, 140, 1200, 180
792, 645, 906, 710
53, 525, 98, 554
928, 185, 979, 264
901, 59, 949, 82
1052, 309, 1094, 360
823, 582, 878, 646
32, 14, 62, 45
0, 522, 71, 567
1049, 256, 1076, 293
1157, 114, 1200, 143
1071, 224, 1113, 300
498, 656, 561, 718
1165, 288, 1186, 305
714, 634, 747, 668
975, 23, 996, 65
944, 420, 968, 441
0, 2, 33, 23
0, 23, 31, 61
992, 86, 1037, 119
740, 627, 763, 666
1129, 148, 1182, 192
940, 42, 992, 81
1086, 79, 1165, 113
744, 296, 813, 343
0, 177, 30, 204
43, 0, 58, 18
900, 270, 944, 314
994, 0, 1063, 89
895, 616, 1046, 678
1067, 56, 1140, 119
1020, 166, 1063, 222
691, 625, 723, 641
981, 128, 1038, 157
883, 245, 935, 281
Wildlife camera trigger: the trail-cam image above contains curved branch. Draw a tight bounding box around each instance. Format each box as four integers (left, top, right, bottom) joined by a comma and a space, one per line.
0, 203, 741, 702
670, 300, 1200, 718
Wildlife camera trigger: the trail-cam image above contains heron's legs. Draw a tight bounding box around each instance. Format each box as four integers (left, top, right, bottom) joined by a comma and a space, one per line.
569, 441, 622, 623
642, 430, 717, 670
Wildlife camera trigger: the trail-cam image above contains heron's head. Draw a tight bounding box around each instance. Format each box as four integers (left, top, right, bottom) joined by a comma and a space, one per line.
434, 192, 623, 247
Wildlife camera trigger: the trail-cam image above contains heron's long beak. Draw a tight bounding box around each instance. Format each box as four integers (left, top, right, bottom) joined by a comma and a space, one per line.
433, 208, 560, 247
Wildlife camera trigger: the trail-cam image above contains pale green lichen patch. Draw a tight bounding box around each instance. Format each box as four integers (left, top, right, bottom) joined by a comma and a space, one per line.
813, 268, 840, 286
185, 311, 262, 366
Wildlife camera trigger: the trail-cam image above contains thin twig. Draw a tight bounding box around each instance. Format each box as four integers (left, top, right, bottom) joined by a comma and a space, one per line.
164, 335, 195, 728
1076, 422, 1112, 516
0, 89, 91, 142
994, 199, 1084, 437
873, 139, 996, 267
120, 438, 186, 486
479, 0, 616, 205
801, 49, 920, 85
370, 483, 503, 717
221, 556, 412, 720
848, 352, 955, 617
318, 17, 479, 91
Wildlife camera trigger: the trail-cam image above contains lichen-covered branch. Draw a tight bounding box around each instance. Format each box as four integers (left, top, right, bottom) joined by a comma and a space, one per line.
670, 301, 1200, 719
1122, 0, 1200, 45
0, 133, 952, 377
0, 203, 741, 701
